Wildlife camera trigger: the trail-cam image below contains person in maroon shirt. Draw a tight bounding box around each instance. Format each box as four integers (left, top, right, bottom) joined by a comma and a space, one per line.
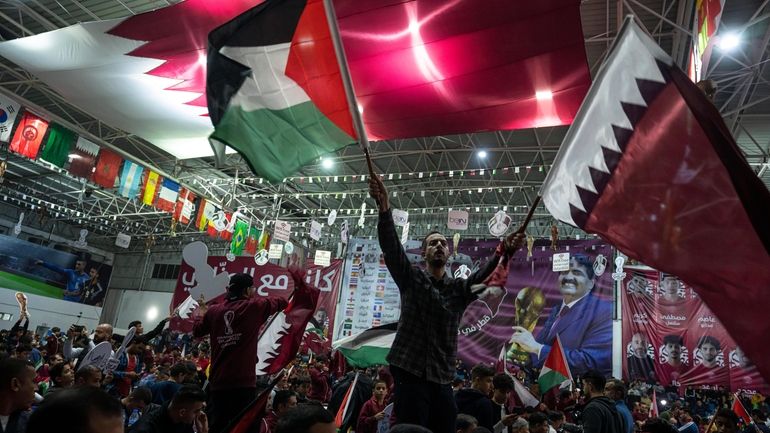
357, 380, 389, 433
258, 390, 297, 433
308, 356, 330, 403
193, 273, 287, 433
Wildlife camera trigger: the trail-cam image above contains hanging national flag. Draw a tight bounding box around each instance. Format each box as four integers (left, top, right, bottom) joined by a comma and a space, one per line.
91, 148, 123, 188
67, 137, 100, 178
118, 160, 144, 199
9, 113, 49, 159
244, 226, 260, 255
691, 0, 726, 80
513, 376, 540, 408
538, 335, 572, 393
223, 374, 282, 433
0, 93, 21, 143
156, 178, 180, 212
229, 219, 249, 255
540, 17, 770, 381
257, 230, 271, 251
173, 188, 196, 224
207, 0, 356, 182
219, 212, 233, 241
649, 390, 659, 418
495, 344, 507, 374
0, 0, 262, 160
255, 269, 320, 375
334, 371, 359, 429
732, 393, 752, 425
142, 171, 160, 206
332, 322, 396, 368
196, 199, 215, 231
40, 124, 75, 167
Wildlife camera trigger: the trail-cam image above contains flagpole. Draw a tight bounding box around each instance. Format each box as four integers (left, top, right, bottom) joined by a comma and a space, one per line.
322, 0, 370, 153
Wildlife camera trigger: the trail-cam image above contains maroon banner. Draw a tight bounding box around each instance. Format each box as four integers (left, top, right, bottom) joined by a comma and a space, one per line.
621, 267, 769, 393
171, 254, 342, 340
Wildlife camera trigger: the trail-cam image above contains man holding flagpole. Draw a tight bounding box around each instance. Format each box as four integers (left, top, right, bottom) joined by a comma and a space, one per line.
368, 167, 525, 433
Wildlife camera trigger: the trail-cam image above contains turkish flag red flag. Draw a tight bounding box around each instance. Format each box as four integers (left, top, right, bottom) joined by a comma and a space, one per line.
91, 148, 122, 188
732, 393, 752, 425
541, 19, 770, 383
10, 113, 48, 159
254, 268, 320, 376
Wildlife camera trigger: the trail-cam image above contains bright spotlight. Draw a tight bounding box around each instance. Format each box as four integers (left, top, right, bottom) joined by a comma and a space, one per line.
718, 32, 740, 51
477, 150, 488, 159
660, 399, 667, 406
146, 306, 158, 321
536, 90, 553, 100
321, 158, 334, 169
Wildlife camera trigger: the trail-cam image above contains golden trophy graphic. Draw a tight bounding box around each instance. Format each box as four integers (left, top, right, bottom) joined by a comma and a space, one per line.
15, 292, 29, 318
507, 286, 546, 365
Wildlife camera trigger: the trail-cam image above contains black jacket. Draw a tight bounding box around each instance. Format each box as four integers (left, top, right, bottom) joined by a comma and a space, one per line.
582, 396, 625, 433
455, 388, 494, 431
128, 403, 193, 433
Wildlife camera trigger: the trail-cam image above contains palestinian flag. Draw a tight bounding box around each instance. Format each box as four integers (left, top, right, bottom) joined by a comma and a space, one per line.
332, 322, 396, 368
207, 0, 356, 182
538, 334, 572, 393
9, 113, 48, 159
92, 148, 123, 188
230, 219, 249, 255
334, 371, 360, 429
40, 124, 75, 167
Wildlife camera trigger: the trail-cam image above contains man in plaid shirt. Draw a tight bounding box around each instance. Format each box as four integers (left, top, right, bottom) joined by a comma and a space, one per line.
369, 167, 524, 433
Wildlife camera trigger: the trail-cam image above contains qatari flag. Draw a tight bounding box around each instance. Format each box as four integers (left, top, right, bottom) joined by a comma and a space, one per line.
541, 18, 770, 382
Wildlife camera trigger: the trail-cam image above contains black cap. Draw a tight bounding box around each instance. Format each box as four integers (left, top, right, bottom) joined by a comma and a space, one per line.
228, 273, 254, 294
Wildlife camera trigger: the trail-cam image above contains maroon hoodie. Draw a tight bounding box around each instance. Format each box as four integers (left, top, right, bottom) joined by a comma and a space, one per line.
193, 295, 287, 391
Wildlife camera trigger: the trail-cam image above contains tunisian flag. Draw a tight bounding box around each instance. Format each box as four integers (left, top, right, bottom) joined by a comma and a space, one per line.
9, 113, 48, 159
541, 18, 770, 382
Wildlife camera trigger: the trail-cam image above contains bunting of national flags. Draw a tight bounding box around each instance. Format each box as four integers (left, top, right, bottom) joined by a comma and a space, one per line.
0, 92, 227, 236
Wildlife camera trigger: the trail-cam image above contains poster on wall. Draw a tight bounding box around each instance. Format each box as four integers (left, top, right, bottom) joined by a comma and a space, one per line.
171, 251, 341, 351
621, 267, 769, 393
333, 238, 614, 376
0, 233, 113, 305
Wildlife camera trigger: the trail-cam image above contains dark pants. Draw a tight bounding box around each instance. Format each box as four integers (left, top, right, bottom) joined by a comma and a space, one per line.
208, 387, 256, 433
391, 366, 457, 433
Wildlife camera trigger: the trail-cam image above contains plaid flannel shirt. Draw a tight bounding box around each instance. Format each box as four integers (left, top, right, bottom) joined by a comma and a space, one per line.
378, 210, 501, 384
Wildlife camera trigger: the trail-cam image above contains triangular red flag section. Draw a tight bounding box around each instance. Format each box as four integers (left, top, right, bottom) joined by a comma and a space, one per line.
10, 113, 48, 159
732, 393, 752, 425
538, 334, 573, 393
255, 268, 320, 376
224, 373, 283, 433
541, 17, 770, 383
495, 344, 507, 374
649, 390, 659, 418
335, 371, 360, 429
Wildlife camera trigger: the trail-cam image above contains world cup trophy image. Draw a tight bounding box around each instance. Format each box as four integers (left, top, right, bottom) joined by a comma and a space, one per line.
507, 287, 545, 365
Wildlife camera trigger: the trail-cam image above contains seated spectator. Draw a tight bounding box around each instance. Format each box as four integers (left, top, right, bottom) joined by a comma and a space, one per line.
26, 387, 123, 433
456, 414, 479, 433
44, 361, 74, 399
261, 390, 298, 433
0, 358, 36, 433
129, 384, 208, 433
455, 363, 496, 431
528, 412, 549, 433
74, 364, 103, 388
357, 380, 389, 433
150, 362, 196, 405
714, 408, 740, 433
122, 387, 153, 429
275, 403, 336, 433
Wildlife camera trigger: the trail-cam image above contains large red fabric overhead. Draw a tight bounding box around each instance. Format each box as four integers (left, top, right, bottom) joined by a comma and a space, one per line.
334, 0, 590, 140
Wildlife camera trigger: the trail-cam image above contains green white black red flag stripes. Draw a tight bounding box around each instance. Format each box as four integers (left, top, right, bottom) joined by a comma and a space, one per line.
207, 0, 355, 182
538, 334, 573, 393
332, 322, 396, 368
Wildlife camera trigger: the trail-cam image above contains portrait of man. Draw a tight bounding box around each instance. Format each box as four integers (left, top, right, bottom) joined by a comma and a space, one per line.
510, 254, 612, 376
695, 335, 722, 368
659, 274, 684, 303
627, 332, 656, 382
658, 334, 687, 386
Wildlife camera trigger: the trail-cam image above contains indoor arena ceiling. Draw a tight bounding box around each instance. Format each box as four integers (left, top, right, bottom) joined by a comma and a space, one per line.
0, 0, 768, 253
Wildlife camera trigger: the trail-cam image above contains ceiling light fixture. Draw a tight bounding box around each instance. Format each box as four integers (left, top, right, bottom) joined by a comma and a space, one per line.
477, 150, 487, 159
321, 158, 334, 169
717, 32, 740, 51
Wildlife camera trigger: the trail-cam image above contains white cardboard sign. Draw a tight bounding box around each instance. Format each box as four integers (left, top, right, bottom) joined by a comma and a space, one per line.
447, 210, 469, 231
269, 243, 284, 259
552, 253, 570, 272
274, 220, 291, 242
392, 209, 409, 226
314, 250, 331, 266
310, 220, 322, 241
115, 232, 131, 249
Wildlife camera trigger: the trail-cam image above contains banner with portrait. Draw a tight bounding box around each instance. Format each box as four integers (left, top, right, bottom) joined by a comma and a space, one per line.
333, 237, 614, 377
621, 266, 769, 393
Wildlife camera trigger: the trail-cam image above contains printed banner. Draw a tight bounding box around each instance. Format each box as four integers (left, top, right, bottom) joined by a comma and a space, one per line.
170, 253, 342, 344
333, 238, 614, 376
621, 267, 769, 393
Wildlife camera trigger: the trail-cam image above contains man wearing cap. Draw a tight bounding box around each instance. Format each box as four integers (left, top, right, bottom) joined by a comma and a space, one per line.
193, 273, 288, 433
